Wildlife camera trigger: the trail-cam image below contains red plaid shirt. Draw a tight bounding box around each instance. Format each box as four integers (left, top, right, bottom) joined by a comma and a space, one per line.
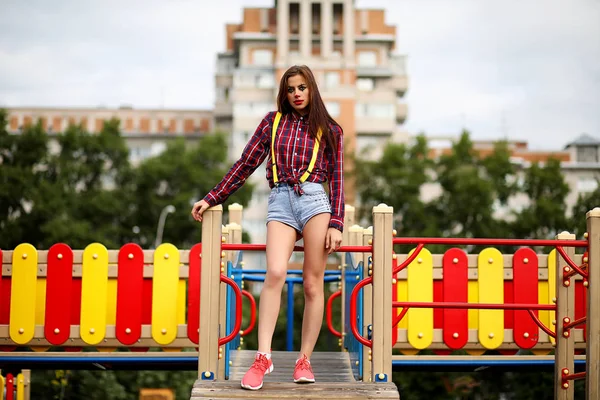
204, 111, 345, 231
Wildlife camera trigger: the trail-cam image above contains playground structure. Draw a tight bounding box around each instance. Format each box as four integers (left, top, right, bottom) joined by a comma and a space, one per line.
0, 203, 598, 399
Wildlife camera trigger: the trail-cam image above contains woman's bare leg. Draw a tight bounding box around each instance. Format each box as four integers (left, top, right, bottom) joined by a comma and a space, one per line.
257, 221, 297, 353
298, 213, 330, 359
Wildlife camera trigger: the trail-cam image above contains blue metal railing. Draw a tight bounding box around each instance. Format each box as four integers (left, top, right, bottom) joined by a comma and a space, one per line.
239, 270, 341, 351
344, 252, 364, 381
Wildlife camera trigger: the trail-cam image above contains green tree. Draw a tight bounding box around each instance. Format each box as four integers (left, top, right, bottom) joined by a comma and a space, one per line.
435, 131, 512, 242
570, 180, 600, 238
512, 159, 570, 243
356, 134, 438, 239
0, 110, 50, 249
129, 133, 254, 249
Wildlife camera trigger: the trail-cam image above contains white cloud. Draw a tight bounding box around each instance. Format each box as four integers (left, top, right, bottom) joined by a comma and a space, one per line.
1, 0, 598, 149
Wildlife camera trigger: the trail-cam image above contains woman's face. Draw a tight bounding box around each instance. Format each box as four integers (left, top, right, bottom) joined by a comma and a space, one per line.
287, 74, 310, 114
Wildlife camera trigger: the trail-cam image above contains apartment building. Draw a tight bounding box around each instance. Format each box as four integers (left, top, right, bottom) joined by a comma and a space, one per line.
5, 106, 213, 166
214, 0, 409, 258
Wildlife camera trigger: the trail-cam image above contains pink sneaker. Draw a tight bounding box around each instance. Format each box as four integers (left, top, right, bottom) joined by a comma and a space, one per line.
293, 354, 315, 383
240, 353, 273, 390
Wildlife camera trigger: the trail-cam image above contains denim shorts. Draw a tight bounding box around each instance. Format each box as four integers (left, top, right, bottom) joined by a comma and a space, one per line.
266, 181, 332, 234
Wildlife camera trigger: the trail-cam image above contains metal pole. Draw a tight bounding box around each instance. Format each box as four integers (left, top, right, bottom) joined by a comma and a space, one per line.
154, 205, 175, 248
287, 281, 294, 351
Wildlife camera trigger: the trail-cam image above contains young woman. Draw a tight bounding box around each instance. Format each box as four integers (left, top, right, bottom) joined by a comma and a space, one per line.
191, 65, 345, 390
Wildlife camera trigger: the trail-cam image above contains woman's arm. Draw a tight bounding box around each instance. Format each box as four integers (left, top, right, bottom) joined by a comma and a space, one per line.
202, 112, 274, 207
327, 124, 345, 232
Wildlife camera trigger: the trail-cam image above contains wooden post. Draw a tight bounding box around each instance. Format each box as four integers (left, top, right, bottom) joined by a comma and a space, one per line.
362, 226, 373, 382
228, 203, 243, 226
217, 225, 230, 379
554, 231, 575, 399
586, 208, 600, 399
198, 206, 223, 380
343, 205, 356, 246
371, 204, 393, 383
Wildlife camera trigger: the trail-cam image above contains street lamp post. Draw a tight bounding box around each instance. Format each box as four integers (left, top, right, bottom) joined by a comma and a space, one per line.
154, 205, 176, 249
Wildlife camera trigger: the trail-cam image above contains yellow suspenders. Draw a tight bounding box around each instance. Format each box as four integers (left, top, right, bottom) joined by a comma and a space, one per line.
271, 112, 322, 185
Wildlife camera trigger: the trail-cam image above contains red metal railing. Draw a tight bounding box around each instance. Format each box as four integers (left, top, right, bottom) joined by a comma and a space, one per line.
219, 274, 242, 346
326, 290, 342, 338
240, 290, 256, 337
221, 244, 372, 253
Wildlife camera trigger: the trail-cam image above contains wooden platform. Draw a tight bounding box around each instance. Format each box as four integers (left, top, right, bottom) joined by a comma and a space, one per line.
191, 350, 400, 399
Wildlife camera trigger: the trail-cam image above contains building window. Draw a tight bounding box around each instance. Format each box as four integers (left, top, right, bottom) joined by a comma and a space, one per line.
578, 177, 599, 193
256, 72, 275, 89
325, 102, 340, 117
355, 103, 394, 118
576, 146, 599, 163
324, 72, 340, 89
253, 49, 273, 66
357, 51, 377, 67
357, 78, 374, 91
234, 102, 273, 117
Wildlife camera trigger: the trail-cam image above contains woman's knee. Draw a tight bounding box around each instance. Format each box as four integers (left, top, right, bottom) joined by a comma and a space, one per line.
303, 274, 324, 300
264, 265, 287, 288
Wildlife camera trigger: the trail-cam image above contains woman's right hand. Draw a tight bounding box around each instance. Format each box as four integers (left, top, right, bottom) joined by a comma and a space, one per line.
191, 199, 210, 222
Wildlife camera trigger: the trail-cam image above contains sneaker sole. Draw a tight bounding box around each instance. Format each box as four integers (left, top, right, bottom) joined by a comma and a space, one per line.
240, 364, 273, 390
293, 377, 315, 384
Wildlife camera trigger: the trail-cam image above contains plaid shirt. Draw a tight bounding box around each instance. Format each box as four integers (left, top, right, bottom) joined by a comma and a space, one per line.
204, 111, 345, 231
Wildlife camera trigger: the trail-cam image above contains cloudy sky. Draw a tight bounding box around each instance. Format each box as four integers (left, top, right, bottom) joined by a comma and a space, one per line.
1, 0, 599, 149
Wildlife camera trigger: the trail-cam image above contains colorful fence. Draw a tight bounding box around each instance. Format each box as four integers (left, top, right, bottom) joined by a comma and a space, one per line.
1, 243, 202, 349
392, 248, 586, 353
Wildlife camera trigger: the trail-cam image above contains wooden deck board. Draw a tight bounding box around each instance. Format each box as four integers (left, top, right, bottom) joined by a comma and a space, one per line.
228, 350, 355, 382
191, 351, 399, 399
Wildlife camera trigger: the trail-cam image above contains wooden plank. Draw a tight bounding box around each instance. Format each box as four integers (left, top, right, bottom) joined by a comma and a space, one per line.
478, 248, 504, 349
45, 244, 73, 345
152, 244, 180, 345
407, 248, 433, 350
80, 243, 109, 345
513, 248, 539, 349
442, 248, 468, 350
191, 382, 400, 399
187, 244, 201, 344
196, 350, 398, 399
10, 244, 37, 345
116, 244, 144, 346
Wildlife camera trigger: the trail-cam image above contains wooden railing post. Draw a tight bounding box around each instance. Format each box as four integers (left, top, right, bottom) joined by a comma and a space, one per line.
343, 205, 355, 247
371, 204, 393, 383
228, 203, 243, 226
198, 205, 223, 381
554, 231, 575, 399
586, 208, 600, 399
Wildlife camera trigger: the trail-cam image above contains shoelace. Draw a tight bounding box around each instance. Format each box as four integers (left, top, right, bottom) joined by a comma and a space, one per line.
251, 355, 269, 372
296, 357, 312, 372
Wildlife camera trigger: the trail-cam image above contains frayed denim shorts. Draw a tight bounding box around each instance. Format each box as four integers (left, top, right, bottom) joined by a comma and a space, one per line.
266, 181, 332, 234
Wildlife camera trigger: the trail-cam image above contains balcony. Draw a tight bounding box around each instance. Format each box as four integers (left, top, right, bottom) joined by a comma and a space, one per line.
214, 101, 233, 118
396, 103, 408, 123
215, 74, 233, 88
355, 117, 396, 135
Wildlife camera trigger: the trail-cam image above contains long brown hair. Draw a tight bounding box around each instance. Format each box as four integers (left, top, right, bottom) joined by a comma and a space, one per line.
276, 65, 340, 152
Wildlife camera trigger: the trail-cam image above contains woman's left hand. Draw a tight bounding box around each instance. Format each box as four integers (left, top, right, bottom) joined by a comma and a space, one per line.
325, 228, 343, 254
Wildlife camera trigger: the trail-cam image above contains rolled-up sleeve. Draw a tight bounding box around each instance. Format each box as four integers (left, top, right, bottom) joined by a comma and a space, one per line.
204, 113, 273, 206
